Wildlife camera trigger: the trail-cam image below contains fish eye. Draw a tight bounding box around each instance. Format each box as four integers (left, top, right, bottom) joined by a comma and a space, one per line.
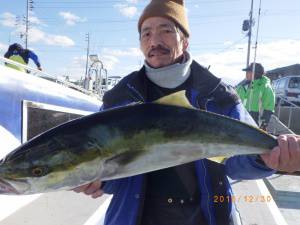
31, 167, 48, 177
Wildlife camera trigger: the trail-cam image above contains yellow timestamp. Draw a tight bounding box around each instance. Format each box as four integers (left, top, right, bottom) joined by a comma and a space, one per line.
213, 195, 273, 203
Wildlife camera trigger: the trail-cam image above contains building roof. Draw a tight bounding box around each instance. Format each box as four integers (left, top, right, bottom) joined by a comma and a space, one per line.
266, 64, 300, 80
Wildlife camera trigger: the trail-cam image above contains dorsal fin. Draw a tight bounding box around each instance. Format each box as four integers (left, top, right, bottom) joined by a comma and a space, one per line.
153, 91, 194, 109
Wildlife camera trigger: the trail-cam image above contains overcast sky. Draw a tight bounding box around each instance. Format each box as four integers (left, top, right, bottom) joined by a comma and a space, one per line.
1, 0, 300, 85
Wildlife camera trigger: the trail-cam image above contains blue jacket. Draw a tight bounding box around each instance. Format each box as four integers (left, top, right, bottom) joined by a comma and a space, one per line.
101, 61, 275, 225
4, 43, 41, 68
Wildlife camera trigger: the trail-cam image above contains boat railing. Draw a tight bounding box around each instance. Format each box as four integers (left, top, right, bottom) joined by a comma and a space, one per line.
276, 96, 300, 129
0, 56, 101, 99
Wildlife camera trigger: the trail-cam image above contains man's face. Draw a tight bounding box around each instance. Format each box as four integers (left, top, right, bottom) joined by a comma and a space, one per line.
140, 17, 188, 68
246, 71, 254, 80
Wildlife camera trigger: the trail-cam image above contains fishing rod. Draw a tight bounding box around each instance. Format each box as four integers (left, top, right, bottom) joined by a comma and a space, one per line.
247, 0, 262, 125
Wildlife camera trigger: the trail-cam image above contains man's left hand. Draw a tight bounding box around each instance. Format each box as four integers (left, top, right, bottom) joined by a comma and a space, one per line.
260, 134, 300, 173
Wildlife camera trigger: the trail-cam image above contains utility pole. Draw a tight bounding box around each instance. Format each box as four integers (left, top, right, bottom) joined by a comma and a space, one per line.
85, 33, 90, 79
25, 0, 29, 49
246, 0, 254, 68
24, 0, 34, 49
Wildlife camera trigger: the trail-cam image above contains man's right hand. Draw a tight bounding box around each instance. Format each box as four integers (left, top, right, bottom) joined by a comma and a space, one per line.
72, 180, 104, 199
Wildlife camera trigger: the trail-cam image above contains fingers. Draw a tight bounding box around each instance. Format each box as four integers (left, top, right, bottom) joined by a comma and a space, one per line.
261, 134, 300, 172
260, 147, 280, 170
275, 135, 300, 173
72, 180, 103, 198
288, 135, 300, 159
285, 135, 300, 172
84, 180, 102, 195
72, 183, 90, 193
91, 189, 104, 199
277, 135, 290, 167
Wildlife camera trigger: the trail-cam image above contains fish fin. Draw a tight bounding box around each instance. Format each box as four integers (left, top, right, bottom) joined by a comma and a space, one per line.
207, 156, 227, 164
105, 151, 141, 166
101, 151, 143, 179
153, 91, 195, 109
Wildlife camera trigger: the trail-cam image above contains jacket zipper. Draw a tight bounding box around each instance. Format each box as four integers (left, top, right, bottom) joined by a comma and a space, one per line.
126, 83, 146, 103
202, 160, 213, 225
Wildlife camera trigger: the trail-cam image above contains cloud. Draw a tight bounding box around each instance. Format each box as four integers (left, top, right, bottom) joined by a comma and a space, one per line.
1, 12, 73, 47
192, 39, 300, 85
99, 47, 144, 72
102, 48, 142, 57
45, 34, 75, 47
126, 0, 139, 3
59, 11, 87, 26
254, 39, 300, 68
28, 11, 44, 26
0, 42, 8, 52
29, 16, 44, 26
101, 55, 120, 70
114, 4, 138, 18
1, 11, 44, 27
27, 27, 45, 42
27, 27, 75, 47
57, 56, 85, 80
0, 12, 16, 27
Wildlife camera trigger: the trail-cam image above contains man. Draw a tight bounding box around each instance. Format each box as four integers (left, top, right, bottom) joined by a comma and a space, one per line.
74, 1, 300, 225
236, 62, 275, 129
4, 43, 42, 72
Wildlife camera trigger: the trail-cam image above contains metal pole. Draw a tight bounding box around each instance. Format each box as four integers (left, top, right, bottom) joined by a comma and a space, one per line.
288, 107, 292, 128
85, 33, 90, 79
25, 0, 29, 48
252, 0, 262, 67
248, 0, 263, 125
246, 0, 254, 68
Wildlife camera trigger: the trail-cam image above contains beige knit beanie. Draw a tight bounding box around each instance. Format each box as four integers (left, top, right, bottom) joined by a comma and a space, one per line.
138, 0, 190, 37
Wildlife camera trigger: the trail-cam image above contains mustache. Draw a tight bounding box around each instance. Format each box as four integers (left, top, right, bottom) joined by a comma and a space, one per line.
148, 45, 170, 57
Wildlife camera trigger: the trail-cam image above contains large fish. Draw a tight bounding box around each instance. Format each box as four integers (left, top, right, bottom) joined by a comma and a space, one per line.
0, 91, 279, 195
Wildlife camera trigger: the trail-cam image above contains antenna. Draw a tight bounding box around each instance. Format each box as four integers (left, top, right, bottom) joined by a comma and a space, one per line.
85, 33, 90, 79
252, 0, 262, 67
248, 0, 263, 126
24, 0, 34, 49
244, 0, 254, 69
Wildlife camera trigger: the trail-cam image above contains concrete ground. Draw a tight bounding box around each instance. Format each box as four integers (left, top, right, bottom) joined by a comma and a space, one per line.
0, 191, 110, 225
230, 179, 288, 225
265, 174, 300, 225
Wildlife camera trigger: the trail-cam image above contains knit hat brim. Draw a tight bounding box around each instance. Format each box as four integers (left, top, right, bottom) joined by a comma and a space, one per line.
138, 0, 190, 37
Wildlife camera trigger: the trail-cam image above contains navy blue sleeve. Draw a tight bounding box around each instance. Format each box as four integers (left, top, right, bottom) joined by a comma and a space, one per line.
102, 179, 123, 194
224, 103, 275, 179
4, 51, 12, 59
28, 50, 41, 67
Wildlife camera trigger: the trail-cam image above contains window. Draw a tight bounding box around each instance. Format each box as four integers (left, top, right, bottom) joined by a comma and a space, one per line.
278, 79, 286, 89
273, 80, 278, 89
22, 100, 93, 143
288, 77, 300, 89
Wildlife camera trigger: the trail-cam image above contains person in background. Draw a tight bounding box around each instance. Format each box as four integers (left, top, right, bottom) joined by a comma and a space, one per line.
4, 43, 42, 72
73, 1, 300, 225
236, 62, 275, 130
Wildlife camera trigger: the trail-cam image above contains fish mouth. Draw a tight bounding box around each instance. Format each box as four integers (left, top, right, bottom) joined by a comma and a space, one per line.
0, 178, 20, 195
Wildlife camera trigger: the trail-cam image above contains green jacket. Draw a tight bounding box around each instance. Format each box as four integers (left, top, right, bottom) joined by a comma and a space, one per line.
236, 75, 275, 113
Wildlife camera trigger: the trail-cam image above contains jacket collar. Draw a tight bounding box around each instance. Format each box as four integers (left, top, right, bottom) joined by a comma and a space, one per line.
127, 60, 222, 102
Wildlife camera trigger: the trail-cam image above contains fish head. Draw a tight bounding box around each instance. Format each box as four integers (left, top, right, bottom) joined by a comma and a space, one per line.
0, 140, 90, 195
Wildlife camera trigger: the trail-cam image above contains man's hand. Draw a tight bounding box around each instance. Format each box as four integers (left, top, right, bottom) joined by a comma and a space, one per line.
72, 180, 104, 199
260, 134, 300, 173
